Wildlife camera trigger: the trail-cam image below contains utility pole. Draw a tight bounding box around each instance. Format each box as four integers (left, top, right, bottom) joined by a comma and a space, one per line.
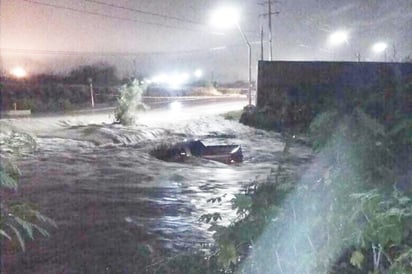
268, 0, 272, 61
259, 1, 280, 61
260, 25, 264, 60
392, 44, 397, 62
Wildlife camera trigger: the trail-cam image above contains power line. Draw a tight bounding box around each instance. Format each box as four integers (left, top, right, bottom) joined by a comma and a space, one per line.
18, 0, 204, 33
0, 46, 235, 57
84, 0, 204, 26
1, 48, 204, 56
0, 41, 269, 58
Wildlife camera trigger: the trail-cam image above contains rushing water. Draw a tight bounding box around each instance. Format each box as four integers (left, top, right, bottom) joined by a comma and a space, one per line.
1, 106, 312, 273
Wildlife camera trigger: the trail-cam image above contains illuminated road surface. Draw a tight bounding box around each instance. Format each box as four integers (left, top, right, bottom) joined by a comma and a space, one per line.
5, 97, 248, 134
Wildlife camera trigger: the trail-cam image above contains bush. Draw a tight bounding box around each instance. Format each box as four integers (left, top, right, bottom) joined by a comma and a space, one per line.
201, 86, 411, 273
114, 80, 147, 125
19, 98, 37, 112
222, 110, 242, 121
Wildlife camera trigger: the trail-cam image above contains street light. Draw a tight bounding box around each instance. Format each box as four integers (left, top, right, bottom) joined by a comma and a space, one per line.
372, 42, 388, 53
210, 6, 240, 29
372, 42, 388, 61
327, 30, 361, 61
328, 30, 349, 46
210, 6, 252, 106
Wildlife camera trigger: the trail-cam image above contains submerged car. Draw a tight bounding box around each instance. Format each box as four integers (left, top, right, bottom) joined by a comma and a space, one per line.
155, 139, 243, 164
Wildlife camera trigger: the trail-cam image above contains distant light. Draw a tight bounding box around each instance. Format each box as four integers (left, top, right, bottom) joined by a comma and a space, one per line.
168, 74, 179, 87
372, 42, 388, 54
152, 74, 168, 84
194, 69, 203, 78
328, 31, 349, 46
169, 101, 182, 112
151, 76, 158, 83
159, 74, 168, 83
151, 72, 191, 88
10, 67, 27, 78
210, 6, 240, 29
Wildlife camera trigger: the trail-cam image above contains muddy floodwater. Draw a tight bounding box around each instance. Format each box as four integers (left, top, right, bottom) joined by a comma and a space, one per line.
1, 104, 312, 273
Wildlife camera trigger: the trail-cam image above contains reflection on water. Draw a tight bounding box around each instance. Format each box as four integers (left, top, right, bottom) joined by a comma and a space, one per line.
2, 115, 312, 273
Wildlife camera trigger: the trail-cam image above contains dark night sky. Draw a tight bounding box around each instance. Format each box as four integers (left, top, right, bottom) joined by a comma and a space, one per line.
1, 0, 411, 81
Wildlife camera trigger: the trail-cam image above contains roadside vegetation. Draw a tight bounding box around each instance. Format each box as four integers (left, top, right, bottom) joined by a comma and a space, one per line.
114, 80, 147, 125
0, 124, 56, 252
150, 81, 412, 273
1, 64, 121, 113
1, 63, 242, 114
221, 110, 243, 121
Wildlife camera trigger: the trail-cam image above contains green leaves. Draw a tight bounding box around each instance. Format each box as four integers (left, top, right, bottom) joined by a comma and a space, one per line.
354, 108, 386, 137
217, 243, 237, 269
0, 168, 18, 189
0, 129, 56, 252
350, 250, 365, 269
351, 188, 412, 247
1, 204, 57, 251
390, 248, 412, 273
7, 224, 26, 252
309, 110, 340, 150
14, 216, 34, 240
0, 229, 11, 240
231, 194, 252, 217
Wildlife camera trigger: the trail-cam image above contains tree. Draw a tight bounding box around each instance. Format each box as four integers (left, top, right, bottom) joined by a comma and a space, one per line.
65, 63, 119, 85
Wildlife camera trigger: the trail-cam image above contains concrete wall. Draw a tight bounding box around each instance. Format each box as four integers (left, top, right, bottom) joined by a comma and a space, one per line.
256, 61, 412, 129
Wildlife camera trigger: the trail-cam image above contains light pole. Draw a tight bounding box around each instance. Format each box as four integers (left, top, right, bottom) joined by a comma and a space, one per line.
237, 23, 252, 107
210, 6, 253, 106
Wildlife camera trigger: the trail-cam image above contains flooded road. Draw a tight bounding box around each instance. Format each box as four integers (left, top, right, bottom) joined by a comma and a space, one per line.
1, 101, 312, 273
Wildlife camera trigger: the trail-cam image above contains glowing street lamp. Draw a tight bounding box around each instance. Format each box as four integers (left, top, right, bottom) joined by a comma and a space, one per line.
326, 30, 361, 61
372, 42, 388, 53
210, 6, 252, 106
210, 6, 240, 30
328, 31, 349, 46
372, 42, 388, 61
